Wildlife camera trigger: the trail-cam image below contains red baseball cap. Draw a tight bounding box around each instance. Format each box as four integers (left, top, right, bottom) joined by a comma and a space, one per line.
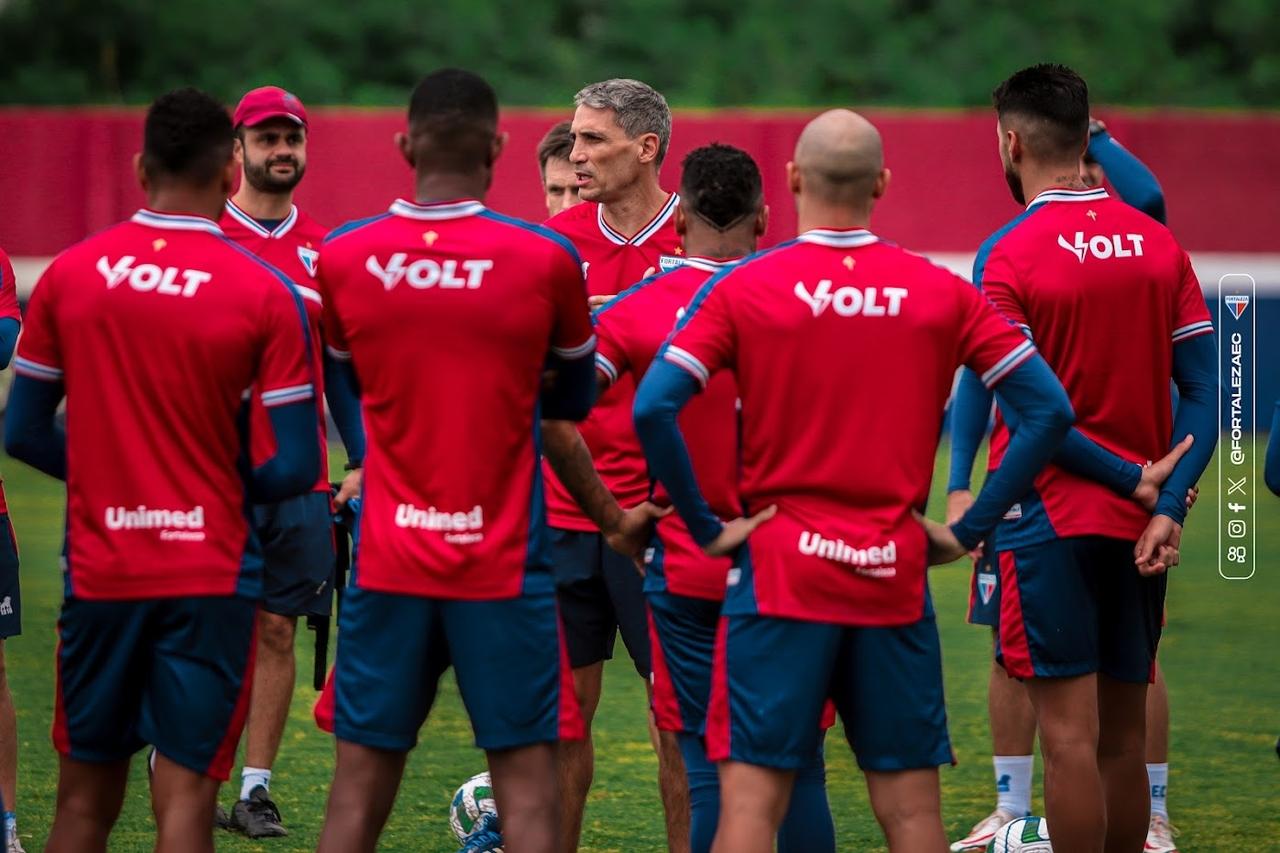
233, 86, 308, 129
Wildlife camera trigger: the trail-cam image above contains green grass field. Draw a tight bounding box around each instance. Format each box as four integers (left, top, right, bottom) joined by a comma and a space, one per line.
1, 443, 1276, 851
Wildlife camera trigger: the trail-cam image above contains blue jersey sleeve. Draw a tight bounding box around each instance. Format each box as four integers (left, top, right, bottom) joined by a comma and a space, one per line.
948, 367, 992, 492
951, 354, 1074, 549
541, 350, 597, 422
248, 400, 321, 502
1154, 333, 1218, 522
1088, 130, 1166, 224
4, 375, 68, 480
323, 352, 366, 465
633, 359, 724, 546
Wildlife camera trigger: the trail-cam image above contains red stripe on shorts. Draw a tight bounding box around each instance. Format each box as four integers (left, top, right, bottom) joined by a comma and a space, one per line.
997, 551, 1034, 678
647, 606, 684, 732
556, 605, 585, 741
704, 617, 731, 762
313, 664, 337, 733
208, 615, 258, 780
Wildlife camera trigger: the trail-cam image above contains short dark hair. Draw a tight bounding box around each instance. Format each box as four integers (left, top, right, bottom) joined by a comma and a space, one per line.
679, 144, 762, 230
992, 64, 1090, 160
141, 87, 234, 186
407, 68, 499, 173
537, 119, 574, 176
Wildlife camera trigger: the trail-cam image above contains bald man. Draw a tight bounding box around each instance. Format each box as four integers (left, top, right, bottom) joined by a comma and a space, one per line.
634, 109, 1075, 853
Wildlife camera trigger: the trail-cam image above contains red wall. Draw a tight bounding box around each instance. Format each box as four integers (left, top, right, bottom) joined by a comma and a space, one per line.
2, 107, 1276, 255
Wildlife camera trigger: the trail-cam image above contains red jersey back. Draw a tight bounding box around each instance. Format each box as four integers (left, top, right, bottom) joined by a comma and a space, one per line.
594, 257, 738, 601
664, 229, 1034, 626
980, 187, 1212, 547
14, 210, 315, 601
319, 199, 593, 600
0, 249, 22, 515
220, 201, 330, 493
544, 194, 682, 530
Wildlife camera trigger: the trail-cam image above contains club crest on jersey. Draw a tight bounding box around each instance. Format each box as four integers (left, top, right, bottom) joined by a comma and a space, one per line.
96, 256, 210, 298
1056, 232, 1145, 263
658, 254, 683, 273
793, 281, 907, 318
978, 572, 997, 605
297, 246, 319, 277
1225, 294, 1250, 320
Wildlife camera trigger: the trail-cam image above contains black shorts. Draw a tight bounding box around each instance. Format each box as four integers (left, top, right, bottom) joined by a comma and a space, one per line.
551, 528, 650, 677
0, 515, 19, 639
251, 491, 335, 617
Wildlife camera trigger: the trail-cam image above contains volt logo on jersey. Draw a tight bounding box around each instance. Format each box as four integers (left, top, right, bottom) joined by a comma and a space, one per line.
96, 256, 211, 297
1056, 232, 1146, 263
793, 281, 908, 318
365, 253, 494, 291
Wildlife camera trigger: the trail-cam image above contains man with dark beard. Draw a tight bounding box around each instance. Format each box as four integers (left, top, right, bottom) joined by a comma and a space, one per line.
217, 86, 343, 839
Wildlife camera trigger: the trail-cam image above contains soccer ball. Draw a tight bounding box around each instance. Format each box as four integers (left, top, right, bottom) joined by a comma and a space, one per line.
449, 771, 499, 841
988, 815, 1052, 852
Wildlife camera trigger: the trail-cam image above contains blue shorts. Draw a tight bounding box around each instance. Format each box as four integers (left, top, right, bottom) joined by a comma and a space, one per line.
551, 528, 650, 677
54, 596, 257, 780
706, 598, 952, 772
967, 547, 1000, 628
648, 590, 721, 735
322, 582, 583, 752
0, 515, 20, 639
252, 491, 335, 617
995, 536, 1165, 684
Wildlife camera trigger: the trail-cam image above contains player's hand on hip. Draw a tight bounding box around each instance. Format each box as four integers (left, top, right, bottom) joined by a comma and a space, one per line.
913, 510, 968, 566
945, 490, 984, 559
1131, 434, 1194, 512
588, 294, 615, 310
1134, 514, 1182, 576
604, 501, 671, 569
334, 468, 362, 510
702, 504, 777, 558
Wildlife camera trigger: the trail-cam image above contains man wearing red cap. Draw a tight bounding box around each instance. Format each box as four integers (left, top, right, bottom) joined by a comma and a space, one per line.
218, 86, 361, 839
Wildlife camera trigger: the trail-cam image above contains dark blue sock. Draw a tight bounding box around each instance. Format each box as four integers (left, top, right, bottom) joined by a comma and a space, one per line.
678, 733, 720, 853
777, 743, 835, 852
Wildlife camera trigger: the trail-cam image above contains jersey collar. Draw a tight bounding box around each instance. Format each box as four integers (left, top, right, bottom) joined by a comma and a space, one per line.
597, 192, 680, 246
796, 228, 879, 248
389, 198, 486, 220
131, 209, 224, 235
681, 256, 737, 273
1027, 186, 1109, 209
224, 199, 298, 238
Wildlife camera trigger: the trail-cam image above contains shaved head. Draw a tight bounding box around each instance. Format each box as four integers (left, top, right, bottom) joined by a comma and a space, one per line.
793, 109, 884, 207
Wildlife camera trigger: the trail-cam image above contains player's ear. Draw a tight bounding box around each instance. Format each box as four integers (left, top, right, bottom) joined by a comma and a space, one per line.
133, 152, 148, 194
1006, 128, 1022, 164
673, 203, 688, 237
785, 161, 801, 196
490, 131, 508, 166
637, 132, 660, 166
221, 153, 237, 196
232, 135, 244, 165
872, 167, 891, 200
395, 131, 414, 168
755, 204, 769, 237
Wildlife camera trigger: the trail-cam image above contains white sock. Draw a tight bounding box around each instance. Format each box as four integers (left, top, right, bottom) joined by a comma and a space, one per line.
1147, 763, 1169, 819
994, 754, 1034, 817
240, 767, 272, 801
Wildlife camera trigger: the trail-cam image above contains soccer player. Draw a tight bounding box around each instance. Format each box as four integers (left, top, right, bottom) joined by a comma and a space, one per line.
310, 68, 662, 853
4, 87, 318, 853
217, 84, 337, 838
946, 114, 1186, 853
544, 77, 689, 852
635, 108, 1075, 853
946, 64, 1216, 853
537, 120, 581, 218
594, 143, 834, 853
0, 249, 23, 853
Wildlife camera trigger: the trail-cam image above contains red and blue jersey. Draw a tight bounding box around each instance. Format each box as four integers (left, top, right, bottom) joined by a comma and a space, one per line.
544, 195, 682, 530
14, 210, 314, 601
0, 249, 21, 515
977, 187, 1212, 548
220, 201, 330, 493
663, 229, 1034, 626
594, 257, 738, 601
318, 199, 594, 600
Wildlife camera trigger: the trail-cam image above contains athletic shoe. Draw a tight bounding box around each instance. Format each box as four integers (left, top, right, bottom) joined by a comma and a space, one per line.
214, 805, 231, 830
950, 808, 1018, 852
1145, 814, 1180, 852
457, 813, 503, 853
229, 785, 288, 838
6, 833, 24, 853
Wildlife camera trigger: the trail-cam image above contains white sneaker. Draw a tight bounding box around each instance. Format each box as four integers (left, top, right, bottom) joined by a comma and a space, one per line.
6, 832, 24, 853
951, 809, 1018, 852
1145, 814, 1180, 852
